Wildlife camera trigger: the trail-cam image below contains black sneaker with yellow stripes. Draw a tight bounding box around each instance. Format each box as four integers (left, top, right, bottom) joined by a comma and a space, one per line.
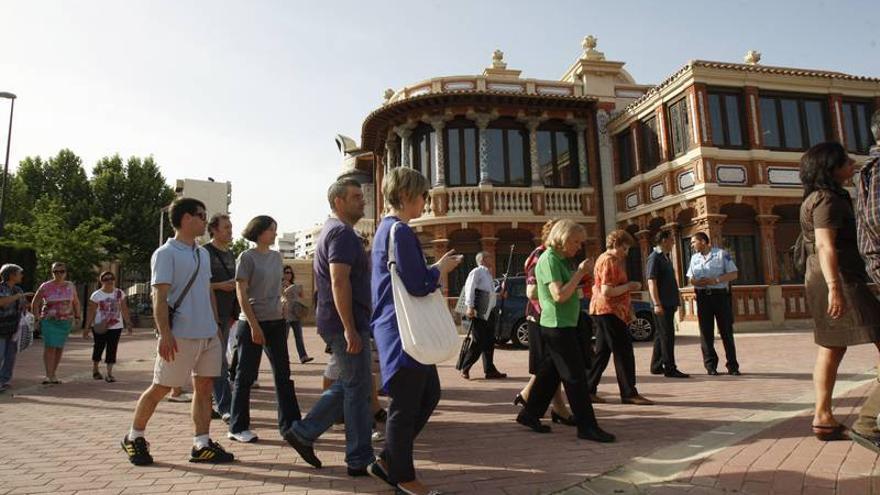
189, 439, 234, 463
121, 435, 154, 466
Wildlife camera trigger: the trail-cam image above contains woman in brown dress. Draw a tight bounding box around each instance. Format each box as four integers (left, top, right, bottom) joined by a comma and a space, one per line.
800, 141, 880, 440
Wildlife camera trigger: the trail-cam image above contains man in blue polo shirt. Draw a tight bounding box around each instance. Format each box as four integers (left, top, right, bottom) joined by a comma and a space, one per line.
647, 230, 689, 378
686, 232, 740, 376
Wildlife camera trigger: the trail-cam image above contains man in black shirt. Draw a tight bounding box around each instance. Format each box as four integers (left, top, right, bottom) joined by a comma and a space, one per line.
647, 230, 689, 378
205, 213, 239, 421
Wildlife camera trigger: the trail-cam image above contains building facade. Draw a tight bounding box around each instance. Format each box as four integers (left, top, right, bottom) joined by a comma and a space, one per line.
344, 38, 879, 328
173, 178, 232, 244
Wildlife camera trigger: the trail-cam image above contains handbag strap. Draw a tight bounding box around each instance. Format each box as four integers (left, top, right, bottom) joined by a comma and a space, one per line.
387, 221, 402, 267
171, 246, 202, 312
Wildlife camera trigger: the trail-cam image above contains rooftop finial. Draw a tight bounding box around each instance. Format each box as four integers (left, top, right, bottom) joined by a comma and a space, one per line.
582, 35, 605, 61
492, 49, 507, 69
744, 50, 761, 65
383, 88, 395, 103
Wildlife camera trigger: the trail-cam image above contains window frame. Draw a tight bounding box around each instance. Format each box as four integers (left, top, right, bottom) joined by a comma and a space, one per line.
443, 118, 480, 187
410, 123, 435, 184
638, 116, 661, 172
841, 99, 874, 155
537, 121, 580, 189
615, 129, 635, 184
486, 118, 531, 187
707, 88, 747, 150
758, 92, 830, 152
667, 96, 692, 157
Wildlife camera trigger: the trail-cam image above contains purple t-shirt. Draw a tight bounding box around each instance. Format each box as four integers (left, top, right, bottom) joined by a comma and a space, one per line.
313, 217, 371, 337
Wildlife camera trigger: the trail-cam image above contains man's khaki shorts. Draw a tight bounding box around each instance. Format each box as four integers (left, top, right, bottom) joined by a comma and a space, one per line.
153, 336, 221, 388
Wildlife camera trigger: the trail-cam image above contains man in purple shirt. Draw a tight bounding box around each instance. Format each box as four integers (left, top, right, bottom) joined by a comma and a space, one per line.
283, 178, 375, 476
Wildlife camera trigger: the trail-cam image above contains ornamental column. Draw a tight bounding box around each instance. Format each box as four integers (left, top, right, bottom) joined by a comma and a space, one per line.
474, 114, 493, 185
385, 133, 399, 170
396, 126, 413, 169
569, 119, 589, 186
757, 214, 780, 284
523, 117, 545, 215
429, 119, 447, 187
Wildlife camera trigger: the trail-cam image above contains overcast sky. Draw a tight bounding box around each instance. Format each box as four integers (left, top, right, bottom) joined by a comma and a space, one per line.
2, 0, 878, 237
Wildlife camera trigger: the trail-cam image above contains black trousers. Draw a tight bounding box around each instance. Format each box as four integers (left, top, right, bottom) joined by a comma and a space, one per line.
91, 328, 122, 364
229, 319, 302, 435
650, 307, 678, 374
588, 314, 638, 398
524, 326, 599, 434
695, 291, 739, 372
459, 316, 497, 375
381, 365, 441, 484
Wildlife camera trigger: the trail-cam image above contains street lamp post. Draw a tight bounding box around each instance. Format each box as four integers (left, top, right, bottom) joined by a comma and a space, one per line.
0, 92, 17, 238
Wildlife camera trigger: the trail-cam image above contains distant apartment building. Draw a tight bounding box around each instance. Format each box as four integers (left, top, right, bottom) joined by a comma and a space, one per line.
277, 232, 298, 259
174, 178, 232, 244
294, 224, 323, 259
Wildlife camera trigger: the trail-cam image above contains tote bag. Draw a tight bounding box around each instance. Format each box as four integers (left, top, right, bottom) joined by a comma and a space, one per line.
388, 222, 460, 365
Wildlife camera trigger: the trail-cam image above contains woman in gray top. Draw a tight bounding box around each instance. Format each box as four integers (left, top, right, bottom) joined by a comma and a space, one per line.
228, 215, 302, 443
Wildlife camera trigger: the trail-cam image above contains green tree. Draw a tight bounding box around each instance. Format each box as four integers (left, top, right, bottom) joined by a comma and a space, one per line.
91, 154, 175, 267
3, 197, 112, 284
0, 172, 32, 226
16, 149, 93, 228
229, 238, 251, 259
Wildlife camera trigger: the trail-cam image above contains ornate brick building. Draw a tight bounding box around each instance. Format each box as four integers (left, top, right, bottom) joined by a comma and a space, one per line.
339, 39, 879, 328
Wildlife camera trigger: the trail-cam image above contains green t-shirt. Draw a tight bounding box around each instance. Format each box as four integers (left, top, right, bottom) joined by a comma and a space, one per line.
536, 247, 580, 328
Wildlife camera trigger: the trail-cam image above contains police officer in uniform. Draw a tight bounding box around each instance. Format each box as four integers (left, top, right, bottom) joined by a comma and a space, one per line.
686, 232, 741, 376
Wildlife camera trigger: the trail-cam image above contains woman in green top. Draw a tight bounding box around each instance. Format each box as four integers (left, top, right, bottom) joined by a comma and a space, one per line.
515, 219, 615, 443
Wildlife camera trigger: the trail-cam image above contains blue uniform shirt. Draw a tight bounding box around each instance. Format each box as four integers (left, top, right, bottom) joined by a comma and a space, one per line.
686, 247, 737, 289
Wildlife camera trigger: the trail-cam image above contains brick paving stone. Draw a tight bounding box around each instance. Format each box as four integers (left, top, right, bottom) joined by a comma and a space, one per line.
2, 329, 880, 494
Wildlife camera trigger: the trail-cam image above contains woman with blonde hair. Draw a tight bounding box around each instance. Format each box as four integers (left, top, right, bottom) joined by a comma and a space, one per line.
513, 218, 576, 426
516, 219, 614, 442
32, 261, 81, 384
369, 167, 463, 494
587, 230, 653, 405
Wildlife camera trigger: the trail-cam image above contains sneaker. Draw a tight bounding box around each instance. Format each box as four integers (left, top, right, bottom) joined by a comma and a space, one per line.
211, 410, 222, 420
372, 430, 385, 442
227, 430, 259, 443
221, 412, 231, 424
190, 439, 234, 463
121, 435, 154, 466
168, 392, 193, 403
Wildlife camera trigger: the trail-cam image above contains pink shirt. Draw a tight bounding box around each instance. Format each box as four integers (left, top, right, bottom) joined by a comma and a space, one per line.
38, 281, 75, 320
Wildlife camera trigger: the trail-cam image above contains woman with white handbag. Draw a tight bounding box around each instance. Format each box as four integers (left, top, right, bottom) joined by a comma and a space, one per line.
369, 167, 462, 495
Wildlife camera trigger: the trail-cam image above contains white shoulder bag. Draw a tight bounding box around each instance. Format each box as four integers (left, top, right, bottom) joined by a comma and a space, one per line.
388, 221, 460, 365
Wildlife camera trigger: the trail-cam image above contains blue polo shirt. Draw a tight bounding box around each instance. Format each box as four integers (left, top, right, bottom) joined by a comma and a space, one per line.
686, 247, 737, 289
150, 239, 216, 339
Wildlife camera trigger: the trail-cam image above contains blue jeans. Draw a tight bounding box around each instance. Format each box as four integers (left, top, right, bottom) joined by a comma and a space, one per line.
229, 319, 302, 434
212, 322, 232, 415
0, 336, 18, 385
288, 330, 374, 469
288, 320, 308, 360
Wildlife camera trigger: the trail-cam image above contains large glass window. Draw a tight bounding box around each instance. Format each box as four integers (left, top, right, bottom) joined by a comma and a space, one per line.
625, 242, 643, 283
708, 90, 745, 147
445, 119, 479, 187
486, 119, 530, 186
616, 130, 635, 183
411, 124, 435, 184
759, 95, 828, 151
639, 117, 661, 171
842, 100, 874, 155
537, 122, 580, 188
667, 97, 692, 157
721, 235, 763, 285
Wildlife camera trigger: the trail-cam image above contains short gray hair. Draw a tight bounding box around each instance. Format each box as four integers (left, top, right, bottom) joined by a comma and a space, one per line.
871, 109, 880, 143
475, 251, 491, 265
327, 178, 362, 211
0, 264, 23, 282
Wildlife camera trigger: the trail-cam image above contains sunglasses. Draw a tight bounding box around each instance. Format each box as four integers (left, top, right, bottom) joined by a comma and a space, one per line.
53, 269, 66, 274
101, 277, 115, 282
193, 211, 207, 220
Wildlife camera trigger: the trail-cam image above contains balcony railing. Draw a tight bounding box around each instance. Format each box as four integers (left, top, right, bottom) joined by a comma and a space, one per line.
781, 285, 810, 320
415, 185, 589, 221
680, 285, 769, 322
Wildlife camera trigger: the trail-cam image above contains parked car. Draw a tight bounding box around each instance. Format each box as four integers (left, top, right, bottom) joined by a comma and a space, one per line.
491, 275, 655, 348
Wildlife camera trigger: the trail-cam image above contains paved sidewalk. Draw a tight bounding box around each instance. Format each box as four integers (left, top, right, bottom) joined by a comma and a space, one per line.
0, 327, 878, 494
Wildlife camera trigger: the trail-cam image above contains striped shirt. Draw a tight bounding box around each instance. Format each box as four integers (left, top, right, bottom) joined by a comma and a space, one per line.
856, 146, 880, 284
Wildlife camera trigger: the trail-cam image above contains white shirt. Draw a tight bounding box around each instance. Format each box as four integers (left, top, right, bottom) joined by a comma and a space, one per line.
463, 265, 496, 320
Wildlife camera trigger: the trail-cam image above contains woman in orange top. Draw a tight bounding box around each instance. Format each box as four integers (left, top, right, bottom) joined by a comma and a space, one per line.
587, 230, 654, 405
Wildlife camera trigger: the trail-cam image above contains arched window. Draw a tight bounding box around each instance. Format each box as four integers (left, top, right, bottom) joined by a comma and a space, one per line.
444, 118, 479, 187
537, 121, 580, 188
411, 123, 436, 184
487, 118, 530, 187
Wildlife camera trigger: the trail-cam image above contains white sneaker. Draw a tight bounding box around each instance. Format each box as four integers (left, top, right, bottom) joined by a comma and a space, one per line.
371, 430, 384, 442
227, 430, 259, 443
167, 392, 193, 403
221, 413, 231, 423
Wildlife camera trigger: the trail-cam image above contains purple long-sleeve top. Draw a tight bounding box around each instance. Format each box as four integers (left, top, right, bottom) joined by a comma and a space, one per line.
370, 216, 441, 389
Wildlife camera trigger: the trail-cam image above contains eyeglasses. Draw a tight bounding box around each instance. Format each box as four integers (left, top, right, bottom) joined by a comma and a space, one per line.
101, 277, 115, 282
53, 269, 66, 274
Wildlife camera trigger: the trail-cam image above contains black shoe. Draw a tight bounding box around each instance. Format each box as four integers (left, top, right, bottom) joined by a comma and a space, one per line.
551, 411, 577, 427
368, 460, 395, 488
374, 408, 388, 423
707, 369, 719, 376
122, 436, 154, 466
516, 411, 551, 433
93, 371, 103, 380
347, 466, 369, 477
513, 393, 527, 407
283, 429, 322, 468
578, 426, 616, 443
190, 439, 234, 463
485, 370, 507, 379
729, 370, 742, 376
211, 409, 222, 420
650, 367, 664, 375
664, 369, 691, 379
